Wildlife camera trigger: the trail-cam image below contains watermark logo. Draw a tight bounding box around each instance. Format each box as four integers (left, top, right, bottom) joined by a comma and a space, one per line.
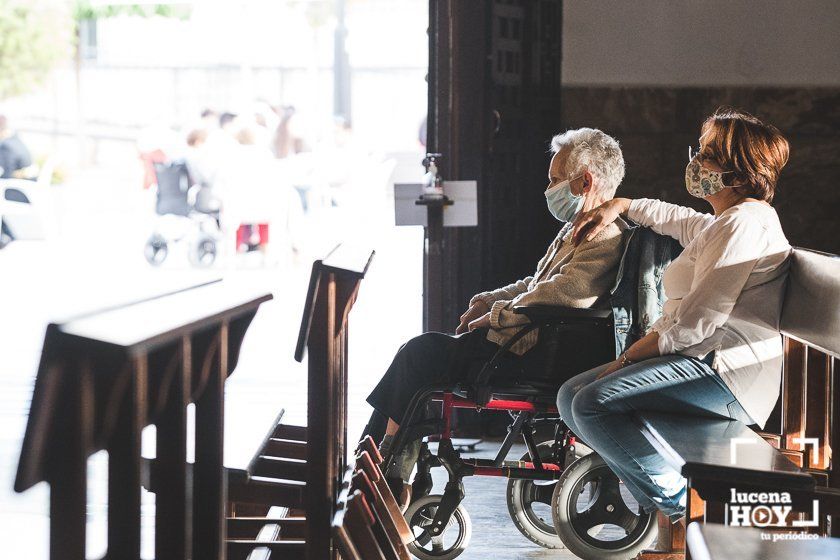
726, 436, 820, 537
726, 489, 818, 528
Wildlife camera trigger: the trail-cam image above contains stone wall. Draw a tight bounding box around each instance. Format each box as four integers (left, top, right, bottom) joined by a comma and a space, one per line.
558, 87, 840, 254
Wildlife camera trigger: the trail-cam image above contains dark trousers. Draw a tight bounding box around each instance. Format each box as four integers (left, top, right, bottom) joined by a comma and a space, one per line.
366, 329, 532, 431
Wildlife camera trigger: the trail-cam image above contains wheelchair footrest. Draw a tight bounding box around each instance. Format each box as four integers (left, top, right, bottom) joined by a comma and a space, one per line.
451, 438, 482, 451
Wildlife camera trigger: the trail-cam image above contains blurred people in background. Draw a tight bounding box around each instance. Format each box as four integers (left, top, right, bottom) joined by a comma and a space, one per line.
184, 127, 221, 216
203, 111, 240, 164
317, 116, 366, 207
219, 112, 238, 132
200, 108, 219, 131
252, 100, 278, 135
272, 105, 306, 159
136, 122, 179, 189
185, 128, 213, 187
214, 121, 302, 262
272, 105, 319, 213
0, 115, 33, 179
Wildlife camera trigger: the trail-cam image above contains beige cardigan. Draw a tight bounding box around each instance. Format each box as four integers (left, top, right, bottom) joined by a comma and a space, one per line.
470, 221, 626, 355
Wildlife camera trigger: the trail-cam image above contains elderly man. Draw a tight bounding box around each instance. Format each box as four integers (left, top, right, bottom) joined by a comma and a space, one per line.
367, 127, 628, 504
0, 115, 32, 179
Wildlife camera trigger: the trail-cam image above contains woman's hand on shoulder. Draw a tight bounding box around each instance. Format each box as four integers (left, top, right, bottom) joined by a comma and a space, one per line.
572, 198, 630, 246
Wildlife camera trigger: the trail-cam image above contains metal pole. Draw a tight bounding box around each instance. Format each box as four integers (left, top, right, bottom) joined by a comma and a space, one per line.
333, 0, 351, 121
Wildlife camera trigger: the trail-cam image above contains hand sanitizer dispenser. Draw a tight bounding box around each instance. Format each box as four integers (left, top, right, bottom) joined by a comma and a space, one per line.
421, 153, 445, 199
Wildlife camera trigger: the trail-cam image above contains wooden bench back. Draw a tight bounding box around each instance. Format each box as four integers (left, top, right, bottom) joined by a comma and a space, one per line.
780, 248, 840, 358
775, 247, 840, 536
14, 281, 272, 560
295, 244, 374, 559
775, 248, 840, 473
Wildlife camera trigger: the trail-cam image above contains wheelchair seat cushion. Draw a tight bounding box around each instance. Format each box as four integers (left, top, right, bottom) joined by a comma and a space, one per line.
454, 379, 560, 405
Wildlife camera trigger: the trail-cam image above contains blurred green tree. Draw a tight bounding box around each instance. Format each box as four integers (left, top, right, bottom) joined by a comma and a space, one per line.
0, 0, 73, 100
0, 1, 192, 100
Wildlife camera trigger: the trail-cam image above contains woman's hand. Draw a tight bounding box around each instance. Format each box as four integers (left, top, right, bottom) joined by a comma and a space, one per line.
572, 198, 631, 246
467, 312, 491, 332
596, 359, 624, 379
456, 300, 490, 334
596, 332, 661, 379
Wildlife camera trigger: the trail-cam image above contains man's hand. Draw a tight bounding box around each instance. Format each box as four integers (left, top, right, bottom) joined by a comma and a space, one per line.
456, 300, 489, 334
467, 312, 491, 332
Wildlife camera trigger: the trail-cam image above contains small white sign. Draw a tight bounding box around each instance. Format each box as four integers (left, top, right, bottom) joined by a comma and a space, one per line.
394, 181, 478, 227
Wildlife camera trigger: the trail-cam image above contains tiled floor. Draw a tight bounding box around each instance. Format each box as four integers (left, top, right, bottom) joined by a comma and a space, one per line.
425, 441, 576, 559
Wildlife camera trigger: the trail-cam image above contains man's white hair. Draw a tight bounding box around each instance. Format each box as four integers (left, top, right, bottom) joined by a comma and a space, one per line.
550, 128, 625, 198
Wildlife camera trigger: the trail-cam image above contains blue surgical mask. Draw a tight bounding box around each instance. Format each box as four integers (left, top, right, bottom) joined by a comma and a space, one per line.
545, 177, 583, 222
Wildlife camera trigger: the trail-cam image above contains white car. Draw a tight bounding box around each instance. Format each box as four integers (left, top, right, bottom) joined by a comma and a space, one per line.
0, 179, 48, 248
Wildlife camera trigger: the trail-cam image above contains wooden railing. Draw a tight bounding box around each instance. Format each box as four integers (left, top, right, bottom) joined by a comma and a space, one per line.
14, 280, 272, 560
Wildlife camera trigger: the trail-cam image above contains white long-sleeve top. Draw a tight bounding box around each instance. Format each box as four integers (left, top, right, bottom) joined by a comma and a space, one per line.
628, 198, 791, 427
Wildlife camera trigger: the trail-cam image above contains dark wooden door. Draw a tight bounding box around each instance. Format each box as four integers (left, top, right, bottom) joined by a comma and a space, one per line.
426, 0, 563, 332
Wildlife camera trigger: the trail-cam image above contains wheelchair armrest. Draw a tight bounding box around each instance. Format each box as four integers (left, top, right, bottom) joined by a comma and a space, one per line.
513, 305, 612, 323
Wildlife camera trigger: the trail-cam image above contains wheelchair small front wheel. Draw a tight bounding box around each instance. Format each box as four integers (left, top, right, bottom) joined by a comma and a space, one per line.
405, 494, 471, 560
144, 234, 168, 266
189, 235, 217, 267
552, 454, 657, 560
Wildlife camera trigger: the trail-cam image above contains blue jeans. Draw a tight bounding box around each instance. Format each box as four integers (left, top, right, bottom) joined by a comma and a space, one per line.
556, 354, 752, 521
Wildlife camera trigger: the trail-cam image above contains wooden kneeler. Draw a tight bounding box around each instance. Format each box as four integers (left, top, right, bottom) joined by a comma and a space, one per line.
333, 507, 362, 560
358, 435, 382, 462
344, 491, 388, 560
352, 470, 408, 560
355, 448, 414, 546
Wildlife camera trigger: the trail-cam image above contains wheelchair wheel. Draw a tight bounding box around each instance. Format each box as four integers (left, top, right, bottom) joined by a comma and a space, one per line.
189, 235, 216, 267
405, 494, 471, 560
506, 440, 591, 549
552, 454, 657, 560
144, 234, 168, 266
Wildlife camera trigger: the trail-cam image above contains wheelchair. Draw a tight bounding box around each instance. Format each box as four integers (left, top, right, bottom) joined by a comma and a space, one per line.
383, 304, 659, 560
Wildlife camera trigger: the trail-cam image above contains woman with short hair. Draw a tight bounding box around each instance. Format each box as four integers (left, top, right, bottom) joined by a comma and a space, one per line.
557, 108, 792, 525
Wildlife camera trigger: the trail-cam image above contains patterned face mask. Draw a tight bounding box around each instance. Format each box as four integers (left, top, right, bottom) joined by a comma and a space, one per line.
684, 154, 732, 198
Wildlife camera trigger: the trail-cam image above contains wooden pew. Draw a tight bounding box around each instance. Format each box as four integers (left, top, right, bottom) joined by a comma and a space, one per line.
226, 408, 308, 515
225, 245, 384, 559
14, 280, 272, 560
774, 249, 840, 536
635, 248, 840, 559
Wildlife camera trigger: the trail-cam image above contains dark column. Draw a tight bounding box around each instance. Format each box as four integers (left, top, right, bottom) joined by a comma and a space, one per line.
426, 0, 487, 332
426, 0, 564, 332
